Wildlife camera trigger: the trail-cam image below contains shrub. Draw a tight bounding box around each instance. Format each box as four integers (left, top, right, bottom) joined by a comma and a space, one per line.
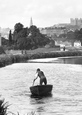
0, 47, 5, 54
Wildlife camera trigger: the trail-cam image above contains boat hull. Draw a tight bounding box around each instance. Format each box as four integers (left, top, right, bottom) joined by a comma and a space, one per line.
30, 85, 53, 96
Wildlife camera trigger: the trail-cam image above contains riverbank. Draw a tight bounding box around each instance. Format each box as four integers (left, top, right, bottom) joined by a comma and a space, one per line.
0, 50, 82, 67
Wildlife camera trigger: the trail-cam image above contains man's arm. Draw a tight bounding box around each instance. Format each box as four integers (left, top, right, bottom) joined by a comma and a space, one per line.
34, 75, 38, 81
33, 75, 38, 85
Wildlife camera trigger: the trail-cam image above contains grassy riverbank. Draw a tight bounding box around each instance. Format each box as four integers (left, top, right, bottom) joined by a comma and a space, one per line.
0, 48, 82, 67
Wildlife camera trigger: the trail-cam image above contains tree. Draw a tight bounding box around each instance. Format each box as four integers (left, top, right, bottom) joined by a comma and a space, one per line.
28, 25, 50, 48
14, 23, 24, 33
9, 30, 12, 45
2, 37, 9, 46
67, 31, 75, 40
12, 24, 50, 50
74, 29, 82, 41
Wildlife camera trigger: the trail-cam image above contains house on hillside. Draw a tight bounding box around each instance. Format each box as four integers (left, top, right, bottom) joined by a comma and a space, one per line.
55, 41, 72, 47
55, 40, 72, 51
74, 41, 81, 47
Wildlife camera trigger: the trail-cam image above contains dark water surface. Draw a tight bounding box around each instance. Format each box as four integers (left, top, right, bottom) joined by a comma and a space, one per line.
0, 56, 82, 115
28, 56, 82, 65
54, 56, 82, 65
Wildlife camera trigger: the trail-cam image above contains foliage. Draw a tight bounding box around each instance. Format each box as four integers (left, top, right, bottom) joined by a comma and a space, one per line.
9, 30, 12, 45
14, 23, 24, 33
0, 49, 82, 67
0, 46, 5, 54
74, 28, 82, 42
66, 31, 75, 40
2, 37, 9, 46
58, 28, 82, 44
13, 24, 50, 50
0, 99, 9, 115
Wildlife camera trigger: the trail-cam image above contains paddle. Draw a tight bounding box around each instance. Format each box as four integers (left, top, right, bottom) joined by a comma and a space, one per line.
32, 73, 38, 86
32, 79, 35, 86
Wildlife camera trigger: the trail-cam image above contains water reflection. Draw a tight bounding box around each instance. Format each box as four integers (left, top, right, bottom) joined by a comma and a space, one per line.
30, 93, 52, 99
30, 94, 52, 106
58, 56, 82, 65
37, 106, 44, 112
30, 93, 53, 115
28, 56, 82, 65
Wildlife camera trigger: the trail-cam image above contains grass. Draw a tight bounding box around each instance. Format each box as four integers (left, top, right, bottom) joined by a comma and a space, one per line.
0, 47, 82, 67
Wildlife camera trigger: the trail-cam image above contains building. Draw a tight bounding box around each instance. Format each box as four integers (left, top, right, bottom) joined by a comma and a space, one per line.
70, 18, 82, 26
74, 41, 81, 47
30, 17, 33, 27
40, 18, 82, 37
40, 27, 66, 37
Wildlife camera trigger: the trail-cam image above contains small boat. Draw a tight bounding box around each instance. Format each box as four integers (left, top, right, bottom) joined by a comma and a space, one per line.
30, 84, 53, 96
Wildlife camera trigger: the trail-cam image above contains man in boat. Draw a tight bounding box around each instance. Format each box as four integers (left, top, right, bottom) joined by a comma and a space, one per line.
33, 68, 47, 85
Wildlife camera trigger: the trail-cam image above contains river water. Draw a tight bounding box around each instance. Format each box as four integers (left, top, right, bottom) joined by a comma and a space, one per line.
0, 56, 82, 115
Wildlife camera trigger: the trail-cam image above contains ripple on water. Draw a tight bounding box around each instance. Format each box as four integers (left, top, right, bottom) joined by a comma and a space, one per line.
0, 62, 82, 115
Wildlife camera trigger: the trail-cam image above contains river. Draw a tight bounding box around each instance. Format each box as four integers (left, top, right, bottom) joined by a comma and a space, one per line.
0, 56, 82, 115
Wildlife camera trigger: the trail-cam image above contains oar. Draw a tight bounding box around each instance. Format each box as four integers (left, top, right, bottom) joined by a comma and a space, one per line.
32, 73, 37, 86
32, 74, 37, 86
32, 79, 35, 86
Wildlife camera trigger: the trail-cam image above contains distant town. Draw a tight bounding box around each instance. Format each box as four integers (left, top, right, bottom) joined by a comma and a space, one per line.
40, 18, 82, 36
1, 18, 82, 49
1, 18, 82, 39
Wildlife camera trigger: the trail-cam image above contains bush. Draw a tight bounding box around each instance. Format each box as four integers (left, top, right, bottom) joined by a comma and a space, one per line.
0, 47, 5, 54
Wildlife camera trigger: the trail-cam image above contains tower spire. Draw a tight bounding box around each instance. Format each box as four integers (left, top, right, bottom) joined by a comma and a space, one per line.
30, 17, 33, 27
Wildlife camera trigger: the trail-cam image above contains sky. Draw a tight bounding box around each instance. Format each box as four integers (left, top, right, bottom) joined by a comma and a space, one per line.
0, 0, 82, 28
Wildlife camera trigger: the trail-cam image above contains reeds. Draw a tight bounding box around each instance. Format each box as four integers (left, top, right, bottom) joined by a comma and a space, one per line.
0, 99, 9, 115
0, 99, 36, 115
28, 50, 82, 59
0, 50, 82, 67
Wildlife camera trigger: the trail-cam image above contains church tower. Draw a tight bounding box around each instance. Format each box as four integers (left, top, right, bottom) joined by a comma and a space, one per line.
30, 17, 33, 27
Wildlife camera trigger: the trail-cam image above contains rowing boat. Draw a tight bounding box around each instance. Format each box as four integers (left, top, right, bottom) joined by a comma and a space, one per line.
30, 84, 53, 96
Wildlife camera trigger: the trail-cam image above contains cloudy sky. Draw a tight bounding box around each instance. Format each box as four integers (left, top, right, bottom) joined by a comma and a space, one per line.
0, 0, 82, 28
